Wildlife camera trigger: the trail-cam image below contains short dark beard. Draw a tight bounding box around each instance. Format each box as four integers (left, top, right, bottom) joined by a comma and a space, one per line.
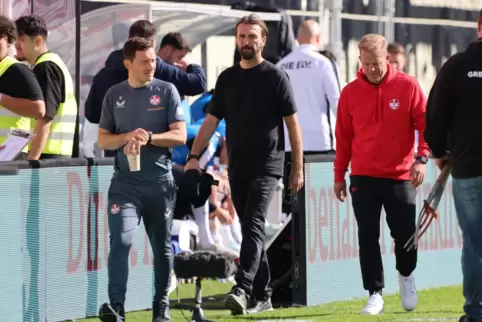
238, 47, 256, 60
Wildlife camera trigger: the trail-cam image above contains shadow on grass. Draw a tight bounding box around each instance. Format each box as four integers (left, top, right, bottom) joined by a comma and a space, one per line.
170, 293, 227, 311
233, 313, 333, 320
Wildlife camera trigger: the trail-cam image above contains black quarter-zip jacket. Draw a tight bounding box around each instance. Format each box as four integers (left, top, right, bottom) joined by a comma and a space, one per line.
425, 39, 482, 179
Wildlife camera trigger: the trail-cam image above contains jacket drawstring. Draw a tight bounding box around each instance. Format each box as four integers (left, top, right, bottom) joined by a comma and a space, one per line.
373, 87, 383, 122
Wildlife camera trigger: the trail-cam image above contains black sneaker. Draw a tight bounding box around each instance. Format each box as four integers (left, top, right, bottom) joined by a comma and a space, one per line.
99, 302, 125, 322
152, 301, 170, 322
459, 315, 481, 322
224, 287, 248, 316
246, 298, 274, 314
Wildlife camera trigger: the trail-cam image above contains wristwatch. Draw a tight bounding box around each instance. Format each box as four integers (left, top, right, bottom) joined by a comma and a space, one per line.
146, 132, 152, 145
187, 153, 200, 162
416, 155, 428, 164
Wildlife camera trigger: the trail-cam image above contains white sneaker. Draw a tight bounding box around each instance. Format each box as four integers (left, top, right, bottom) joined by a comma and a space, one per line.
360, 293, 384, 315
398, 273, 418, 311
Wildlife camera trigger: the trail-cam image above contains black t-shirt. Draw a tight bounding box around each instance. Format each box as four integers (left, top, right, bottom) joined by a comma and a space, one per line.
208, 60, 297, 179
0, 63, 43, 100
33, 55, 65, 120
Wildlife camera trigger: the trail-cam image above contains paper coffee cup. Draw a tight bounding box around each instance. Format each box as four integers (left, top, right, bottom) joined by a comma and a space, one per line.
127, 154, 141, 172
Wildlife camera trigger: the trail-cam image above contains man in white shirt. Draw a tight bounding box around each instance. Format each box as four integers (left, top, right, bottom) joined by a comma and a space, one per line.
277, 19, 340, 154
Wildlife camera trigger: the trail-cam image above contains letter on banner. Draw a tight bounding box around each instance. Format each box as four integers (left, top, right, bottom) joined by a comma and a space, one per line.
67, 172, 84, 273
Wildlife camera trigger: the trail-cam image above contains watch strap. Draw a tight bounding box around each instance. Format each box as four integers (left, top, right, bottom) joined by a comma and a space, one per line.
187, 153, 200, 161
416, 155, 428, 164
146, 132, 152, 145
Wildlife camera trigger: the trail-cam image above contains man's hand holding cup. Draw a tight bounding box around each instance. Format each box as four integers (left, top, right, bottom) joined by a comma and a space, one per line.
124, 128, 149, 172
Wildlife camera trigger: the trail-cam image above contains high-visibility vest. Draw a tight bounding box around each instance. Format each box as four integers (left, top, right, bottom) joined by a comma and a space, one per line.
33, 52, 77, 156
0, 56, 31, 152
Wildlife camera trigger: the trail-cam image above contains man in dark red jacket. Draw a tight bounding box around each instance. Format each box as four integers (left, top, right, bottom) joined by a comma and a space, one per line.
334, 33, 430, 316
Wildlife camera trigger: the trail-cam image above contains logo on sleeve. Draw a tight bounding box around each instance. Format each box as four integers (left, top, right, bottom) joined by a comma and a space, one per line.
116, 96, 125, 108
176, 106, 184, 117
389, 99, 400, 110
150, 95, 161, 106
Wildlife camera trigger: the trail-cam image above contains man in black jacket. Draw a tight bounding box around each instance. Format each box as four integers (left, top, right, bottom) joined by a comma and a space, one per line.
424, 9, 482, 322
83, 20, 206, 157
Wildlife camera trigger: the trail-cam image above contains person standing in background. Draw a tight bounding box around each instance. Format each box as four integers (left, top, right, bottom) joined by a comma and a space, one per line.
277, 19, 339, 155
424, 10, 482, 322
185, 14, 303, 316
0, 15, 45, 157
83, 20, 206, 158
15, 15, 77, 159
277, 19, 339, 217
334, 34, 429, 315
156, 32, 191, 66
97, 37, 186, 322
157, 32, 193, 124
387, 43, 407, 73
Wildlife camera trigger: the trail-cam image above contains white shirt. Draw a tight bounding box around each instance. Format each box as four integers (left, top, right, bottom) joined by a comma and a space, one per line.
277, 44, 340, 152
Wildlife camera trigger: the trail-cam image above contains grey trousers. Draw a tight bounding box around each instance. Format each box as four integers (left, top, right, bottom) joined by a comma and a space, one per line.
107, 179, 176, 307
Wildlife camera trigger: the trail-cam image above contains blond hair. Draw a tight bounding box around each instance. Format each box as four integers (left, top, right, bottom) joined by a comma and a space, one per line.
358, 33, 387, 54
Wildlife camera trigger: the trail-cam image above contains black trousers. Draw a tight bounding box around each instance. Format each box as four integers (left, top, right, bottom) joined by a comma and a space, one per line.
229, 175, 280, 300
350, 175, 417, 293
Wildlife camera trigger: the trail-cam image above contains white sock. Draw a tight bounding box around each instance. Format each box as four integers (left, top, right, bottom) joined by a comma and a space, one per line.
221, 225, 237, 245
192, 203, 215, 248
210, 218, 223, 244
230, 216, 242, 244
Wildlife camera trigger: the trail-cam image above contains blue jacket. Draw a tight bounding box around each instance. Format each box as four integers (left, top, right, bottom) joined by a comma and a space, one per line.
172, 123, 221, 167
193, 117, 226, 138
190, 92, 213, 123
85, 49, 207, 124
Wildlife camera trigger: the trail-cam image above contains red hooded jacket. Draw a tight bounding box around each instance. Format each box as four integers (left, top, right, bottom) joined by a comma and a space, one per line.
334, 64, 430, 183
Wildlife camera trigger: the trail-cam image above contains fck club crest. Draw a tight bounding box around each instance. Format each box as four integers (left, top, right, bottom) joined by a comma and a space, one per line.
111, 204, 120, 214
389, 99, 400, 110
150, 95, 161, 106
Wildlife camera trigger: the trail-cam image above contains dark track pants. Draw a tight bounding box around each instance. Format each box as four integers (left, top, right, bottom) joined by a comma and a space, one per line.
107, 179, 176, 307
229, 175, 280, 300
350, 175, 417, 293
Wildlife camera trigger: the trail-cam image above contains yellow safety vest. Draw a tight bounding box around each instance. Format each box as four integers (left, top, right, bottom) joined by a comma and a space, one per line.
33, 52, 77, 156
0, 56, 31, 152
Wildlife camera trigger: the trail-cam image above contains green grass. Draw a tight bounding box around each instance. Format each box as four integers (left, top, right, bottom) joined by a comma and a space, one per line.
79, 281, 464, 321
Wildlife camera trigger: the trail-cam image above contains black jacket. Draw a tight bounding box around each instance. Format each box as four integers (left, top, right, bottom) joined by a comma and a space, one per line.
84, 49, 207, 124
425, 39, 482, 178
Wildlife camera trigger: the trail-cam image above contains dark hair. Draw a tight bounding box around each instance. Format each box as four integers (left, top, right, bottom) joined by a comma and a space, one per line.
318, 50, 337, 63
235, 14, 268, 38
387, 42, 405, 55
15, 15, 48, 39
159, 32, 190, 51
123, 37, 154, 61
128, 20, 156, 40
0, 15, 16, 44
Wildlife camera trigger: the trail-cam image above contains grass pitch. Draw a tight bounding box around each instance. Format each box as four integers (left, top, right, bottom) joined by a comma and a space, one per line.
79, 281, 464, 321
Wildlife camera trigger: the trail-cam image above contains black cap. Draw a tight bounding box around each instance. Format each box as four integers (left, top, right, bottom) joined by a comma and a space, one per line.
183, 169, 219, 207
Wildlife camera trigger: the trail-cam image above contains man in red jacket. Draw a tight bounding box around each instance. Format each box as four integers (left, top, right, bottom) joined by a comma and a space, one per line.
334, 33, 430, 315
